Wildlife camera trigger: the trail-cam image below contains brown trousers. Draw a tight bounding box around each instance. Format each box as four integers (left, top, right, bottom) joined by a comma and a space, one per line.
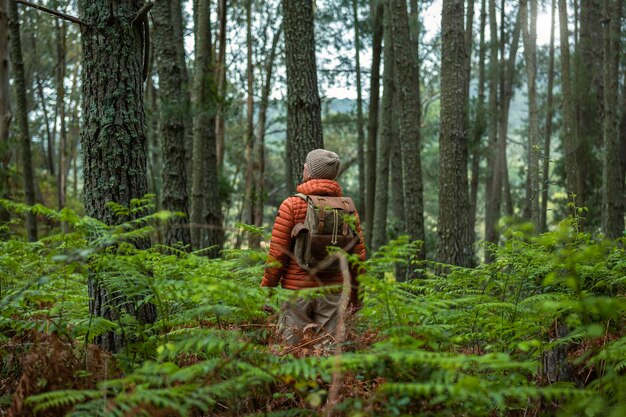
278, 293, 342, 345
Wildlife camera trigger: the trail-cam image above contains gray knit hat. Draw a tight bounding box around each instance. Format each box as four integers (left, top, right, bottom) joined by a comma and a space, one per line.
306, 149, 340, 180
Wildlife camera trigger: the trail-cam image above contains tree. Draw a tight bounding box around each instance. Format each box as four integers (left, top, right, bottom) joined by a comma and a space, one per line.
55, 2, 67, 210
601, 0, 623, 238
389, 0, 425, 263
364, 0, 383, 252
283, 0, 324, 190
541, 0, 556, 232
153, 0, 192, 248
469, 0, 487, 234
190, 0, 223, 256
0, 0, 10, 222
521, 0, 540, 226
8, 0, 37, 242
558, 0, 577, 198
371, 0, 394, 253
78, 0, 156, 351
352, 0, 365, 214
215, 0, 227, 174
437, 0, 472, 266
241, 0, 256, 248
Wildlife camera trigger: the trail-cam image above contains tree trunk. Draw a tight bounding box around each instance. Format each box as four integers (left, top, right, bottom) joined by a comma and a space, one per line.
55, 14, 67, 210
521, 0, 540, 227
254, 24, 282, 240
145, 42, 161, 211
483, 0, 499, 260
437, 0, 473, 267
215, 0, 227, 174
0, 0, 10, 231
364, 0, 383, 253
389, 0, 425, 264
153, 0, 192, 248
558, 0, 578, 198
8, 0, 37, 242
575, 0, 603, 217
78, 0, 156, 352
601, 0, 623, 238
171, 0, 193, 201
283, 0, 324, 190
190, 0, 223, 256
349, 0, 365, 215
35, 76, 55, 176
541, 0, 556, 232
371, 1, 394, 253
469, 0, 486, 237
241, 0, 257, 249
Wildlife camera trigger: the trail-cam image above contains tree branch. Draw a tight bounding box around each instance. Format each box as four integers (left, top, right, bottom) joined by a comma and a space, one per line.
15, 0, 89, 27
132, 2, 153, 25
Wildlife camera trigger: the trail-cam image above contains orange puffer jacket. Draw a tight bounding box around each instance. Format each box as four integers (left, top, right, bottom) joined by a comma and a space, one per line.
260, 179, 366, 291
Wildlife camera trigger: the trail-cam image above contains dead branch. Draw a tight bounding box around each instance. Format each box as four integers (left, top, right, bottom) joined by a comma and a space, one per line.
15, 0, 89, 27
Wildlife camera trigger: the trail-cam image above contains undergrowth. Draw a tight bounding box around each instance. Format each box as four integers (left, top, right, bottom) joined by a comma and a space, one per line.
0, 200, 625, 416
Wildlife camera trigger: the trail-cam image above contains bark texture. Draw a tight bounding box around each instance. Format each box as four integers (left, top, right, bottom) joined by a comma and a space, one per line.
153, 0, 192, 248
79, 0, 156, 352
601, 0, 623, 238
437, 0, 473, 266
389, 0, 425, 261
283, 0, 324, 190
364, 0, 383, 252
8, 0, 37, 241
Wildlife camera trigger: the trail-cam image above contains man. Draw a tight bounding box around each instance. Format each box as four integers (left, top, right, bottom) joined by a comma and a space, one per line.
260, 149, 366, 345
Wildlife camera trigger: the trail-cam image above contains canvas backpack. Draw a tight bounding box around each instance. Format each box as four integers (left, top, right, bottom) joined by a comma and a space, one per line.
290, 193, 359, 274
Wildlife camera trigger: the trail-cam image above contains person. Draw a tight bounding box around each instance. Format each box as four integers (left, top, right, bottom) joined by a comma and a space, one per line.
260, 149, 366, 345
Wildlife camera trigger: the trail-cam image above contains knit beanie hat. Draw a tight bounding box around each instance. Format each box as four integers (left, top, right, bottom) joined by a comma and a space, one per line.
306, 149, 340, 180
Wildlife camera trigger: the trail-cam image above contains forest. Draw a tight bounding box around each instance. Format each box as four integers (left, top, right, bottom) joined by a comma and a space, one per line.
0, 0, 625, 416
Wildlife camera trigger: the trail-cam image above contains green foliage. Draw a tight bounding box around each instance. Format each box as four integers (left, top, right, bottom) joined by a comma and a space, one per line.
1, 201, 625, 416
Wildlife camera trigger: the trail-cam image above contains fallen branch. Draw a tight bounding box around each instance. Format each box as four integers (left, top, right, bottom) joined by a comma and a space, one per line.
15, 0, 89, 27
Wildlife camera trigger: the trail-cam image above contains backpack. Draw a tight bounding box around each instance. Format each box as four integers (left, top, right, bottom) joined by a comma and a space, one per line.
290, 193, 359, 274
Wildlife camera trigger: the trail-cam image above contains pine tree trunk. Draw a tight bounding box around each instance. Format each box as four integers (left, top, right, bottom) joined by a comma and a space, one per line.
364, 0, 383, 253
34, 76, 55, 176
145, 46, 162, 212
558, 0, 578, 198
190, 0, 223, 256
469, 0, 487, 236
389, 0, 425, 263
254, 24, 282, 239
352, 0, 365, 214
241, 0, 257, 249
601, 0, 623, 238
56, 15, 67, 210
541, 0, 556, 232
484, 0, 499, 260
521, 0, 540, 227
78, 0, 156, 352
575, 0, 603, 216
153, 0, 192, 248
371, 1, 394, 253
437, 0, 473, 267
215, 0, 227, 174
171, 0, 193, 201
283, 0, 324, 190
0, 0, 10, 230
8, 0, 37, 242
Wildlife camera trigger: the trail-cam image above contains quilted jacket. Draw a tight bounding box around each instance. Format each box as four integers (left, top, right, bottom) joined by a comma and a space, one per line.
260, 179, 366, 292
